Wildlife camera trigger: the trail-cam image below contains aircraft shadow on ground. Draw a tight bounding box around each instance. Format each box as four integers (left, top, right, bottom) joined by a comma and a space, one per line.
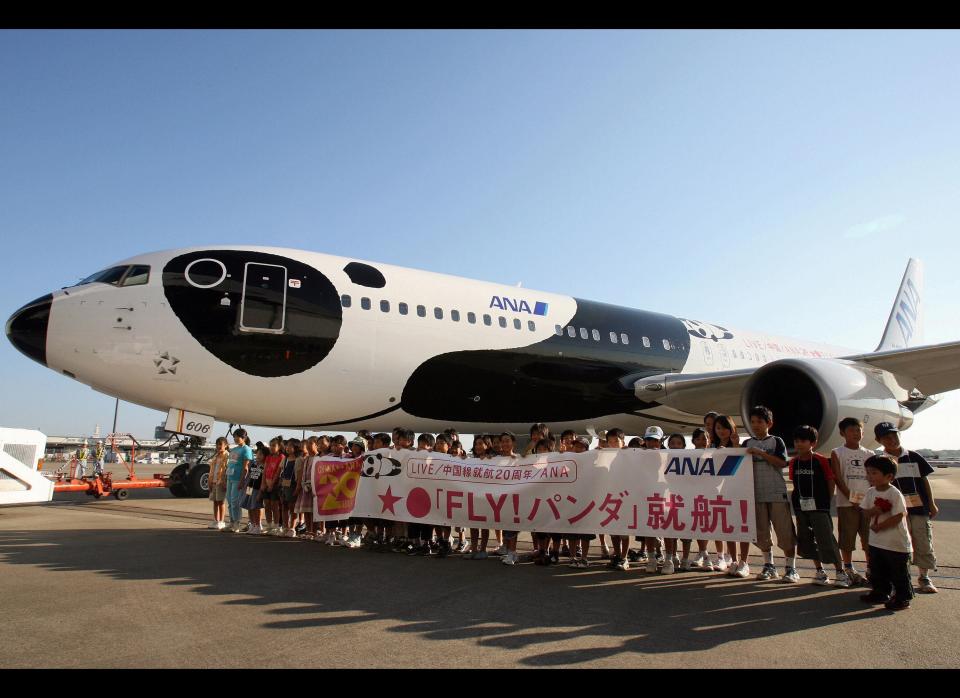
0, 526, 902, 666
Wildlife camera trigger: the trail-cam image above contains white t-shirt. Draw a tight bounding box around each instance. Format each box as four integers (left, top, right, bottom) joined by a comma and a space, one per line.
860, 486, 912, 553
832, 445, 873, 507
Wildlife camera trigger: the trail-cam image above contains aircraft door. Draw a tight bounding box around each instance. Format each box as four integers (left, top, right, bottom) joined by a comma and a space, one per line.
240, 262, 287, 333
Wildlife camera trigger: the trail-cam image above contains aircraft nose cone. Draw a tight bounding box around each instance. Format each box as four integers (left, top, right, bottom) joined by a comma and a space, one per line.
5, 293, 52, 366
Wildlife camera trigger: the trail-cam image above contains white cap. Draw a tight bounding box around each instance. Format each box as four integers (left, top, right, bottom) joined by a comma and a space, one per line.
643, 426, 664, 440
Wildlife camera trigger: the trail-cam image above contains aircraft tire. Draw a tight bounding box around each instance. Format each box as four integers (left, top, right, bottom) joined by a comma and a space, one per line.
168, 464, 189, 497
187, 463, 210, 498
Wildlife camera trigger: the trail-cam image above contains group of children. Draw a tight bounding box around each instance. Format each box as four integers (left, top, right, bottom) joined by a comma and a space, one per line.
205, 408, 939, 611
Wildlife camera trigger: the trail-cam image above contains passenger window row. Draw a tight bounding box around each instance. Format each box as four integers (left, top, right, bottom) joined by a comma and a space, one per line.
341, 295, 537, 332
552, 324, 676, 350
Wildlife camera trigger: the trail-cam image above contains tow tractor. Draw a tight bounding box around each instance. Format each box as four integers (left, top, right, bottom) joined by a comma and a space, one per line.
48, 432, 211, 500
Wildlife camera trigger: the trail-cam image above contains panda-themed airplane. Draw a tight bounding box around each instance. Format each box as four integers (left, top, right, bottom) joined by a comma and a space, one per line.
7, 248, 960, 460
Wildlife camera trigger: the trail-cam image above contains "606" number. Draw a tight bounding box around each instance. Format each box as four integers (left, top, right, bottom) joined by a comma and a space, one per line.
185, 422, 211, 434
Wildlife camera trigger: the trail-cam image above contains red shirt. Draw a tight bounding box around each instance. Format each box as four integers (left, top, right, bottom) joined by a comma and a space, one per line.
264, 454, 284, 482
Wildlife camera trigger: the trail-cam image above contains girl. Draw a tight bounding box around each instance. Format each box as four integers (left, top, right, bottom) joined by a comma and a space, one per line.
532, 437, 563, 565
280, 439, 299, 537
297, 437, 319, 540
227, 429, 252, 532
207, 437, 230, 530
240, 443, 269, 534
293, 438, 312, 537
263, 436, 285, 535
714, 414, 749, 576
703, 414, 732, 571
467, 435, 494, 559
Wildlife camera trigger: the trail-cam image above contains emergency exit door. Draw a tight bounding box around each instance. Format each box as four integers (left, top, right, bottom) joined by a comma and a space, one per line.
240, 262, 287, 333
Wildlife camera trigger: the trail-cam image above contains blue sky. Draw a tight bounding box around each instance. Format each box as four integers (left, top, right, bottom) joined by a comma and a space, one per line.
3, 29, 960, 448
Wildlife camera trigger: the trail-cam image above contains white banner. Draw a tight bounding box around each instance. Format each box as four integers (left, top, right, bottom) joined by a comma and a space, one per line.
312, 448, 756, 542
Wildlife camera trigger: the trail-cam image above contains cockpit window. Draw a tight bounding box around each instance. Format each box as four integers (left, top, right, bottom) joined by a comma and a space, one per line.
75, 266, 129, 287
120, 265, 150, 286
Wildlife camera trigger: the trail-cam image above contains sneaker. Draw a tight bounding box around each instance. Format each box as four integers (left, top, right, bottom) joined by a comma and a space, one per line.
493, 544, 508, 556
782, 567, 800, 583
285, 528, 296, 538
472, 551, 489, 560
661, 559, 675, 574
638, 551, 649, 563
549, 551, 560, 565
614, 558, 625, 571
645, 559, 658, 574
207, 520, 219, 529
734, 561, 750, 578
626, 549, 640, 563
726, 561, 740, 577
834, 570, 853, 588
216, 521, 227, 530
918, 576, 939, 594
757, 563, 780, 581
600, 546, 611, 560
501, 552, 516, 566
715, 556, 729, 572
813, 569, 832, 586
680, 558, 692, 572
247, 524, 261, 535
703, 558, 715, 572
295, 523, 307, 534
459, 542, 472, 555
231, 522, 242, 533
672, 554, 681, 570
334, 531, 346, 546
690, 553, 706, 569
884, 598, 911, 611
860, 592, 890, 604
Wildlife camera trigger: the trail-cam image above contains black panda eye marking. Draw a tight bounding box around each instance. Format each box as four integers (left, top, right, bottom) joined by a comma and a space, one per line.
344, 262, 386, 289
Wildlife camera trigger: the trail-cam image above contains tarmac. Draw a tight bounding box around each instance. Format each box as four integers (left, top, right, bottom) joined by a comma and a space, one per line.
2, 466, 959, 668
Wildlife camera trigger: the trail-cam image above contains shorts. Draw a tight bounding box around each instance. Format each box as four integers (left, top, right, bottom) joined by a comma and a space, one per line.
837, 505, 870, 552
795, 510, 840, 565
261, 487, 280, 502
208, 481, 226, 502
908, 514, 937, 570
756, 501, 797, 552
280, 486, 297, 503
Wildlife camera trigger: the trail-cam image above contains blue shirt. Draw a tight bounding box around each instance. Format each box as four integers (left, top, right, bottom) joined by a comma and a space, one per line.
227, 445, 253, 480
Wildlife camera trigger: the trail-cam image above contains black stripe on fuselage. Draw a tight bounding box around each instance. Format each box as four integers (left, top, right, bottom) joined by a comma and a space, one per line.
400, 298, 691, 423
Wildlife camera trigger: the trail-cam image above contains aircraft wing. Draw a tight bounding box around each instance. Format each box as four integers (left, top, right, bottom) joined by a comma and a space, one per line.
630, 340, 960, 419
629, 368, 755, 417
841, 339, 960, 396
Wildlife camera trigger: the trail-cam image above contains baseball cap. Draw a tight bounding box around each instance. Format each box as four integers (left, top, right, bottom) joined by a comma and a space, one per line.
643, 426, 665, 441
873, 422, 900, 438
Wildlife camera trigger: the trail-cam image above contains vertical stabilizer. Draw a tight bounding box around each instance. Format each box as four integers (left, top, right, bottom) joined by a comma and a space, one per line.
876, 259, 923, 351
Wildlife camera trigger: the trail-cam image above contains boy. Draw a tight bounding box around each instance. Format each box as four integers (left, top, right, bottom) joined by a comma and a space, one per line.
860, 454, 914, 610
875, 422, 939, 593
687, 427, 714, 570
642, 426, 669, 573
788, 425, 849, 587
831, 417, 874, 585
497, 432, 522, 566
743, 405, 796, 581
604, 428, 631, 570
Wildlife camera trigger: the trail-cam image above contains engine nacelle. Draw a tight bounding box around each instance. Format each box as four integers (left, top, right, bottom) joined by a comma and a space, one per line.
740, 359, 914, 451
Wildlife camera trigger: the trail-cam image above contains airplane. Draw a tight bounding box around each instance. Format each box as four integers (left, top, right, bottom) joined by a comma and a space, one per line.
7, 247, 960, 495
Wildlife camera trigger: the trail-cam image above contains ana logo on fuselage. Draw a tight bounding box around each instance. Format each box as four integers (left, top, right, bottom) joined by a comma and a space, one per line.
489, 296, 549, 316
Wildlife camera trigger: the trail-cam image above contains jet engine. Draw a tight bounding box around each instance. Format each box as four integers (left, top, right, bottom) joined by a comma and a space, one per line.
740, 359, 914, 451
